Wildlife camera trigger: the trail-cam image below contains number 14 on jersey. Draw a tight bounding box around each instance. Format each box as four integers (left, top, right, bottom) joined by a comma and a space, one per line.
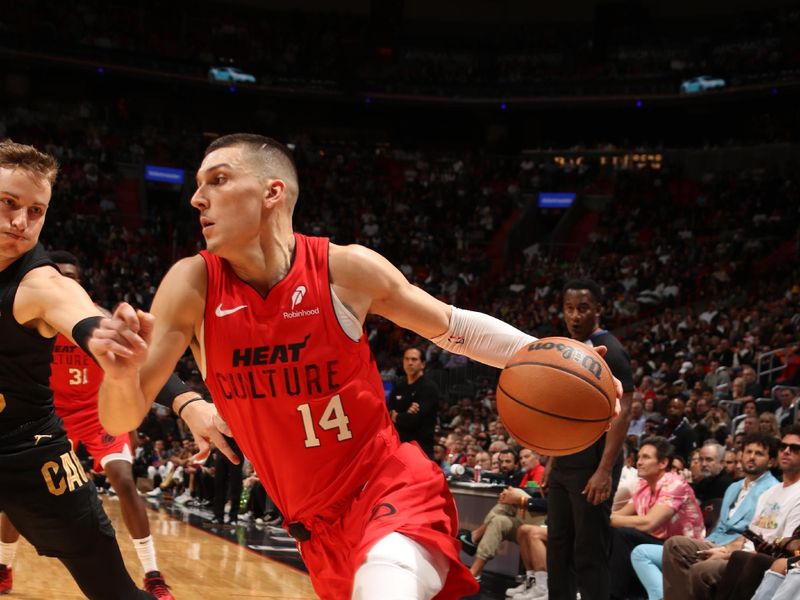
297, 394, 353, 448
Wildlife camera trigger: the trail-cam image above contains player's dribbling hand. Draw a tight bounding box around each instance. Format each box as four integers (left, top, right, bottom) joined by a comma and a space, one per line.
180, 400, 240, 465
88, 302, 153, 379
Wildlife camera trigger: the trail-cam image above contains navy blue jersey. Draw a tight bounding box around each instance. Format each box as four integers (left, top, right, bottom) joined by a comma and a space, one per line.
0, 243, 56, 435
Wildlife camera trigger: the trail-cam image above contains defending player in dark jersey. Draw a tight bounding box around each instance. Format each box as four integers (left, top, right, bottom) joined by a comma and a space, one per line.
0, 250, 175, 598
90, 134, 623, 600
0, 139, 153, 599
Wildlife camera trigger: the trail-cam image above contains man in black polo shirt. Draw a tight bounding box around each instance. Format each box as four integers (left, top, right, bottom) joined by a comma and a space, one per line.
544, 278, 635, 600
388, 346, 439, 459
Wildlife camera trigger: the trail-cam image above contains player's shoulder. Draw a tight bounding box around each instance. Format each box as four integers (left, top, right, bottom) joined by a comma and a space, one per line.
19, 263, 63, 286
329, 242, 393, 283
161, 255, 207, 287
329, 242, 377, 266
18, 264, 81, 303
153, 255, 207, 309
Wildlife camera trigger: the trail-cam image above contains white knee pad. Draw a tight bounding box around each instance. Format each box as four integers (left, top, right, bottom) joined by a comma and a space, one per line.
352, 532, 450, 600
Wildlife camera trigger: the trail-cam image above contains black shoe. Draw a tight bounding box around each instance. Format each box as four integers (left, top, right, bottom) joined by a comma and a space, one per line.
457, 530, 477, 556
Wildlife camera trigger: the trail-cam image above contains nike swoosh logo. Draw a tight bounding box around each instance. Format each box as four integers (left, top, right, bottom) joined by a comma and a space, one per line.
215, 303, 248, 317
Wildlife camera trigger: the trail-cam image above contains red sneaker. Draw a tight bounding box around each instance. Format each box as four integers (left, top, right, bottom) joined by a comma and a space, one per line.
143, 571, 174, 600
0, 565, 12, 594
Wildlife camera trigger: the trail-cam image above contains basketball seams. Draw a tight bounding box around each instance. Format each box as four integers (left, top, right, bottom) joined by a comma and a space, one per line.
504, 360, 613, 412
497, 383, 611, 423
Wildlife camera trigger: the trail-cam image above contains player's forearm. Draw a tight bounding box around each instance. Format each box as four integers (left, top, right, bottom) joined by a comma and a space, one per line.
597, 391, 633, 473
98, 376, 148, 435
430, 306, 536, 369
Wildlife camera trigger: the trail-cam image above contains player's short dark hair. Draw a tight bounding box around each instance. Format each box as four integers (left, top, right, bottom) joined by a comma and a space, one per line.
563, 278, 604, 304
48, 250, 79, 267
741, 432, 778, 458
639, 436, 675, 469
0, 139, 59, 185
205, 133, 298, 184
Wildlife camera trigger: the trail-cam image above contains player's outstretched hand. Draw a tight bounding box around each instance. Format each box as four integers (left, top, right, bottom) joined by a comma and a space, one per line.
180, 400, 240, 465
594, 345, 623, 419
88, 302, 153, 380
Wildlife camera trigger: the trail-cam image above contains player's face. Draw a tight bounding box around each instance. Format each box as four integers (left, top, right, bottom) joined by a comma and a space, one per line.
0, 167, 51, 269
563, 289, 599, 341
191, 147, 266, 256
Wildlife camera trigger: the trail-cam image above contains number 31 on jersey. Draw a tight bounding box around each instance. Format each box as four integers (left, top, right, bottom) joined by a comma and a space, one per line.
68, 368, 89, 385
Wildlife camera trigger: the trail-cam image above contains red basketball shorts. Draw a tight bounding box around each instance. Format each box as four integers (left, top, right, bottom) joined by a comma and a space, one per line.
297, 441, 478, 600
61, 412, 132, 473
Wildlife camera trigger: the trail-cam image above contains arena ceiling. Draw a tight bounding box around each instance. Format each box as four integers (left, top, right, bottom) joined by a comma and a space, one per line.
232, 0, 797, 23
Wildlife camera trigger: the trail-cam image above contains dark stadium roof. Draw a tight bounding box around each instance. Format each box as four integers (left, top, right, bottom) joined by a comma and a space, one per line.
233, 0, 798, 23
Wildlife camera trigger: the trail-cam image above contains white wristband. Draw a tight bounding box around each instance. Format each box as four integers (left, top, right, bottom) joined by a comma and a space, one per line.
429, 306, 537, 369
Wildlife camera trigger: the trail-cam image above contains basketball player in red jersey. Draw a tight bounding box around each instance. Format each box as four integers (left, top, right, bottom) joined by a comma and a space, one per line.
90, 134, 623, 600
0, 251, 175, 599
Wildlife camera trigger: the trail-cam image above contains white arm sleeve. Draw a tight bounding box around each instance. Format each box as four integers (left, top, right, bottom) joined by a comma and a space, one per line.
429, 306, 537, 369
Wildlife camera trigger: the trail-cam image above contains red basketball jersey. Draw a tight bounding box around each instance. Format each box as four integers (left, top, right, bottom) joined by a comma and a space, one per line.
50, 333, 103, 417
201, 234, 400, 523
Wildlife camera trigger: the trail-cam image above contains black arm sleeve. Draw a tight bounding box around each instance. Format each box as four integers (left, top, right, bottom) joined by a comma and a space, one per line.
154, 374, 192, 409
71, 316, 102, 357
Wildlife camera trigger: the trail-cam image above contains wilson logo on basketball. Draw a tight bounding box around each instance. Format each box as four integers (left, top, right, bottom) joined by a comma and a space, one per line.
527, 341, 603, 380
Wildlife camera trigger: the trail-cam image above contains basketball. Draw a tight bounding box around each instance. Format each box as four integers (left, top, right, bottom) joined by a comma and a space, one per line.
497, 337, 616, 456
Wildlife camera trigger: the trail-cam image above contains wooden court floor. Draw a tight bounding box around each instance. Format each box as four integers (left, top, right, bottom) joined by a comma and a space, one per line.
11, 498, 318, 599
